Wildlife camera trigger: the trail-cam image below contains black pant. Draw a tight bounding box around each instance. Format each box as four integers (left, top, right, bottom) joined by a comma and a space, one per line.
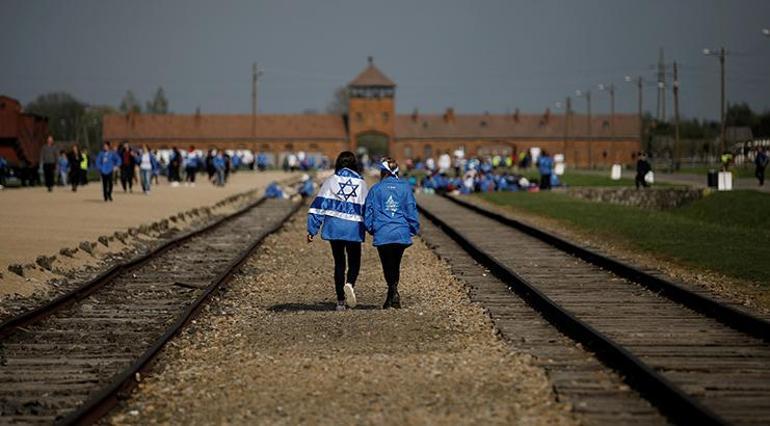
539, 174, 551, 190
377, 244, 408, 294
330, 240, 361, 301
635, 173, 649, 189
69, 171, 79, 191
120, 166, 134, 191
186, 167, 197, 183
757, 166, 766, 186
43, 163, 55, 190
101, 172, 114, 201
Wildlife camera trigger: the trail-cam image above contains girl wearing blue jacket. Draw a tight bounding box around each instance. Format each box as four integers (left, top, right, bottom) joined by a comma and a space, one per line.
307, 152, 368, 311
364, 158, 420, 309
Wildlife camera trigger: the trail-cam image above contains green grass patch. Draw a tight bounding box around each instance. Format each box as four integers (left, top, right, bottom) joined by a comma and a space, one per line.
478, 190, 770, 285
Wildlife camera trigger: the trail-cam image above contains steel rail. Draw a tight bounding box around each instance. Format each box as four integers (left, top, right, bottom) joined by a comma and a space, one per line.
418, 200, 726, 426
56, 199, 303, 425
0, 194, 269, 341
441, 193, 770, 343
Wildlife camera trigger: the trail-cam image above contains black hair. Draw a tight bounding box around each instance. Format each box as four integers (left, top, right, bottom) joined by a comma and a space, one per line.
335, 151, 358, 172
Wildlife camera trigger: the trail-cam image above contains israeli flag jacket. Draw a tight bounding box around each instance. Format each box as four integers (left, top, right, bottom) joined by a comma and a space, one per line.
364, 176, 420, 246
307, 168, 368, 242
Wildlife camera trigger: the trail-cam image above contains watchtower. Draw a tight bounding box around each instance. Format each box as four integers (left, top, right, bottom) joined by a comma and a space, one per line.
347, 57, 396, 157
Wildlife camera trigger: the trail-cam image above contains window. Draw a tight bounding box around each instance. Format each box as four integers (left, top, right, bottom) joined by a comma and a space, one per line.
382, 112, 389, 123
404, 145, 413, 158
424, 144, 433, 158
356, 112, 363, 122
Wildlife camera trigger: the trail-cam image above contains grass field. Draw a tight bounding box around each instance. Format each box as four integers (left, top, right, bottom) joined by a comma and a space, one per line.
478, 190, 770, 285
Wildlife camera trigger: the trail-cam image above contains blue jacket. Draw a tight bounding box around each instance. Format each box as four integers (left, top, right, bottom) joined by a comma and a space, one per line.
307, 168, 368, 242
364, 176, 419, 246
538, 155, 554, 175
213, 155, 226, 171
96, 150, 121, 175
299, 179, 315, 197
265, 182, 284, 198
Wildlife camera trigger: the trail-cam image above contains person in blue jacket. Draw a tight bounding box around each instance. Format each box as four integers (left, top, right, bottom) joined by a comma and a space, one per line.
537, 150, 554, 190
298, 174, 315, 198
96, 141, 121, 202
364, 157, 420, 309
212, 151, 226, 186
307, 151, 368, 311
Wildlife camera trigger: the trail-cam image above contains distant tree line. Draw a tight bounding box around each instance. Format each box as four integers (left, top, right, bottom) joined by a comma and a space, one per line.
23, 87, 170, 154
648, 102, 770, 140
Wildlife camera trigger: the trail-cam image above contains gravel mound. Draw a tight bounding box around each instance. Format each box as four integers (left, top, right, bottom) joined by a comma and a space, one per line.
108, 215, 574, 425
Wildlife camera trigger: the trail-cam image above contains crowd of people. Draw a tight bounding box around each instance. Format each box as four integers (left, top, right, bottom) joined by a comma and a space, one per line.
16, 137, 266, 201
395, 150, 561, 195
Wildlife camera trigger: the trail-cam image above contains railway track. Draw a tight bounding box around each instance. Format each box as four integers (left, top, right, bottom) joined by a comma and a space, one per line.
0, 196, 300, 425
418, 194, 770, 425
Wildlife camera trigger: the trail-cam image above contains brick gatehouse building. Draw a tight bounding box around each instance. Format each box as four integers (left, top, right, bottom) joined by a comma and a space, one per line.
104, 58, 641, 167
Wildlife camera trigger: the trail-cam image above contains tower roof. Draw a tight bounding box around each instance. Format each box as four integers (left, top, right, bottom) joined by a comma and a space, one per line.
348, 57, 395, 87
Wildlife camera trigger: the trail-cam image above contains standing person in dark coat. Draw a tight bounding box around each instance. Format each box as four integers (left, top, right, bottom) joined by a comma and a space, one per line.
96, 141, 121, 202
169, 147, 182, 186
756, 146, 768, 186
40, 136, 57, 192
118, 142, 136, 193
66, 145, 83, 192
635, 152, 652, 189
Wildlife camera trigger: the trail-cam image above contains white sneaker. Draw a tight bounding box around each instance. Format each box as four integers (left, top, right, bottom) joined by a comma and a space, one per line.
336, 303, 347, 311
344, 283, 357, 308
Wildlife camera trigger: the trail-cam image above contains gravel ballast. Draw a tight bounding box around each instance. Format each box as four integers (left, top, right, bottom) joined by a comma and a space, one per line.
108, 214, 574, 425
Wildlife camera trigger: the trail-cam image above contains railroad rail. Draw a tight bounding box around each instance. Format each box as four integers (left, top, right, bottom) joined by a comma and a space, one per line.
0, 196, 301, 424
417, 194, 770, 426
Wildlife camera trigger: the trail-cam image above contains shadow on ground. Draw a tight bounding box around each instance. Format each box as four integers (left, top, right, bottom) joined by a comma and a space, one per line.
268, 302, 380, 312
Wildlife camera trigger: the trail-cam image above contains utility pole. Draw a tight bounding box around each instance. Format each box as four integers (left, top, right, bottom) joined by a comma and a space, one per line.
587, 90, 592, 168
719, 47, 726, 155
576, 89, 593, 168
609, 84, 615, 163
636, 77, 645, 153
673, 61, 681, 170
252, 62, 263, 136
703, 47, 727, 155
563, 96, 571, 156
657, 48, 666, 121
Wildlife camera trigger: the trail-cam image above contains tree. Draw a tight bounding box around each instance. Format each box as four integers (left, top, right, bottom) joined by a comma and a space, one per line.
79, 105, 117, 154
25, 92, 86, 141
326, 86, 349, 115
119, 90, 141, 114
145, 86, 169, 114
726, 102, 757, 128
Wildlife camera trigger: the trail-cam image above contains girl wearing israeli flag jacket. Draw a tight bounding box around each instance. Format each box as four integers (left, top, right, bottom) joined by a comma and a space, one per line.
307, 152, 368, 311
364, 158, 420, 309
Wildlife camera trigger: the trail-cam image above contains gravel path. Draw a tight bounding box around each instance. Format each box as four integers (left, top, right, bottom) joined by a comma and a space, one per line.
107, 214, 574, 425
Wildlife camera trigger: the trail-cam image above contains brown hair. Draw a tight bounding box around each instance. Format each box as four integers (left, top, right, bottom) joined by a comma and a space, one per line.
380, 157, 399, 178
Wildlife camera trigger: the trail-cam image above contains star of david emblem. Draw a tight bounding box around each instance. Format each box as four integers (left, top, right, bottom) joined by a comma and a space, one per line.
336, 179, 359, 201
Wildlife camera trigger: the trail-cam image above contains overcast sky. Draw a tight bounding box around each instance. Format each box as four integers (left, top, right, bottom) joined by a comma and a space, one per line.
1, 0, 768, 120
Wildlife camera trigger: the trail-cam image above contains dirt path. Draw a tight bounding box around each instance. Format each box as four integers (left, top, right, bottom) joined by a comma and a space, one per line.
0, 171, 289, 297
108, 214, 574, 425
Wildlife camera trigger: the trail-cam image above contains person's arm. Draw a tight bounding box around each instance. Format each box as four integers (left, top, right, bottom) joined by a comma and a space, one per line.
406, 190, 420, 236
363, 189, 376, 235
